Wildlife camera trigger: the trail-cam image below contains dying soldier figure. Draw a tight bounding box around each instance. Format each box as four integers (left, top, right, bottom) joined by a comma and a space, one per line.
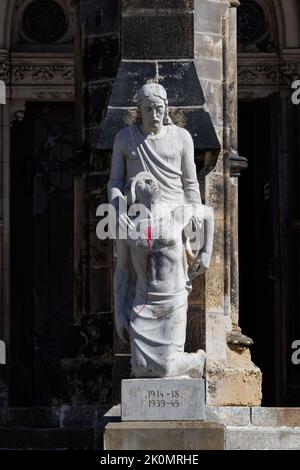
115, 172, 214, 378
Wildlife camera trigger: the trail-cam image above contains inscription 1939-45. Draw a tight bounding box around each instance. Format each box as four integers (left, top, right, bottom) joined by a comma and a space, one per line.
147, 389, 180, 408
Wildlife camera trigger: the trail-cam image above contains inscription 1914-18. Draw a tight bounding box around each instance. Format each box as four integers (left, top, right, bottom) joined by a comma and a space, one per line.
147, 389, 180, 408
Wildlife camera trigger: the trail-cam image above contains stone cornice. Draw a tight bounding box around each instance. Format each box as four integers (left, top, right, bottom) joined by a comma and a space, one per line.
12, 64, 74, 84
0, 57, 74, 85
238, 61, 300, 86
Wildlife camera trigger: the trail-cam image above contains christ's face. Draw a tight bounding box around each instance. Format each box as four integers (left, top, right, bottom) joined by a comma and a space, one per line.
140, 96, 165, 134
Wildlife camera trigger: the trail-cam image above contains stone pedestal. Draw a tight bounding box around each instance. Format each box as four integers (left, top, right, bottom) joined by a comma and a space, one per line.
121, 378, 205, 421
206, 348, 262, 406
102, 378, 223, 450
104, 421, 225, 450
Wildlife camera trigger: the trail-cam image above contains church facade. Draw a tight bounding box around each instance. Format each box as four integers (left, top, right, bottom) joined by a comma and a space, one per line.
0, 0, 299, 420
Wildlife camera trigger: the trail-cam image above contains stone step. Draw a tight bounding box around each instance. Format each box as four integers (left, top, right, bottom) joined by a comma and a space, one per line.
0, 427, 94, 450
207, 406, 300, 427
226, 426, 300, 450
104, 421, 225, 451
0, 406, 108, 428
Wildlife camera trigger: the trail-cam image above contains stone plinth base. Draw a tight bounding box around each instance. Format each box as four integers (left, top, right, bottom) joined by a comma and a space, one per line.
104, 421, 225, 450
121, 378, 205, 421
206, 348, 262, 406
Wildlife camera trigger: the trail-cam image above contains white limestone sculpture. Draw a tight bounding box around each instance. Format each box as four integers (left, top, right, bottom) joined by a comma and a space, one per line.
108, 83, 214, 378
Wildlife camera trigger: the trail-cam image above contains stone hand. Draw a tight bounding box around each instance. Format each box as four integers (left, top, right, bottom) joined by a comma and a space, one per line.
198, 251, 211, 270
191, 251, 212, 277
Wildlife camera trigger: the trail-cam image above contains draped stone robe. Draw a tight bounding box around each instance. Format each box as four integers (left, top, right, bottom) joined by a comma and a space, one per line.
108, 123, 201, 206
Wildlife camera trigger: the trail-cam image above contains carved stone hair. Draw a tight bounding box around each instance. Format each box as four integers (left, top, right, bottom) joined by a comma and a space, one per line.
125, 171, 160, 205
136, 83, 173, 126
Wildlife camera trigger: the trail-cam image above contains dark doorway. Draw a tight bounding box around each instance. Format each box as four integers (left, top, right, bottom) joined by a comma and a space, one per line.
10, 102, 75, 406
238, 96, 283, 405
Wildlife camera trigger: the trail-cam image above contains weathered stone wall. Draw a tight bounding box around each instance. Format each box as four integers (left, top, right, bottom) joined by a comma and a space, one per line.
64, 0, 121, 405
193, 1, 262, 406
193, 0, 229, 364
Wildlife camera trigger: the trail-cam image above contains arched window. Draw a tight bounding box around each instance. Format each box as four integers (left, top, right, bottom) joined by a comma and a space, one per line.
22, 0, 67, 43
237, 0, 276, 52
238, 0, 266, 43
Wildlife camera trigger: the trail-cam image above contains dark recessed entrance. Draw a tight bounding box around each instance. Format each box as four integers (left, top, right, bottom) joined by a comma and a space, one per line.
238, 96, 281, 406
10, 102, 75, 406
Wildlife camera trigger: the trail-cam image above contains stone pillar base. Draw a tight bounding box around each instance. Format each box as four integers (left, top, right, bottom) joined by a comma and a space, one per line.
206, 347, 262, 406
104, 421, 225, 450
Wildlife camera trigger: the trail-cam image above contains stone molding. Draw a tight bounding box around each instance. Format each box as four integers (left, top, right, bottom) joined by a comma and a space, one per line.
12, 64, 74, 84
0, 57, 74, 85
229, 154, 248, 177
238, 61, 300, 86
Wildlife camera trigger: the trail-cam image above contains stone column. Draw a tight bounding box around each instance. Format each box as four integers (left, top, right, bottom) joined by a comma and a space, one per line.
0, 51, 10, 406
70, 0, 87, 324
203, 0, 262, 405
225, 1, 253, 346
228, 155, 253, 345
67, 0, 121, 405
